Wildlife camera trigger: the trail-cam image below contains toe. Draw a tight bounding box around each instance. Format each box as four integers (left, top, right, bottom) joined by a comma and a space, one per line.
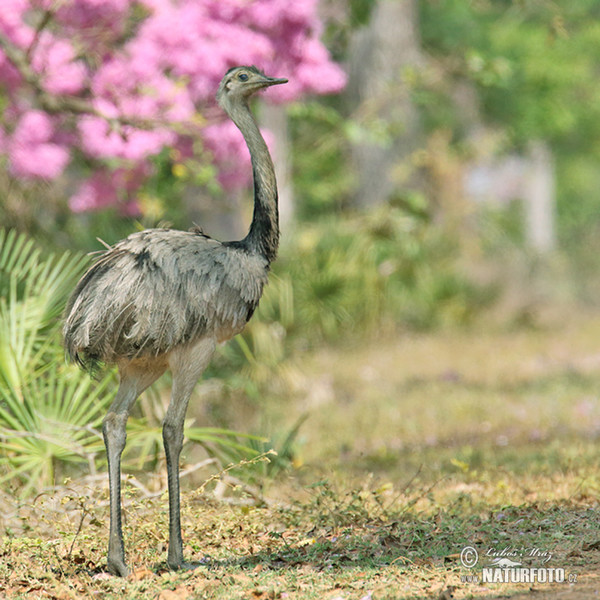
106, 560, 129, 577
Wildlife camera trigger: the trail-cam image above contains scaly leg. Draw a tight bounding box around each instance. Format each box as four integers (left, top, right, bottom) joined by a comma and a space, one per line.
164, 338, 215, 570
103, 362, 165, 577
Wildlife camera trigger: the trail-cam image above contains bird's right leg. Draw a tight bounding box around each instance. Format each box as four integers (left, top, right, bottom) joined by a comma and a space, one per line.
103, 362, 165, 577
164, 338, 216, 571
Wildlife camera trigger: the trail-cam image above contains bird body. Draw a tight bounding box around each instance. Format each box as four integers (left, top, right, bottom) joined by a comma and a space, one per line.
63, 66, 288, 577
64, 228, 269, 364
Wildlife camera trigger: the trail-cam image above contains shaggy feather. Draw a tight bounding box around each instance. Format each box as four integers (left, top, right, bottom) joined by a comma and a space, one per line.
63, 229, 269, 368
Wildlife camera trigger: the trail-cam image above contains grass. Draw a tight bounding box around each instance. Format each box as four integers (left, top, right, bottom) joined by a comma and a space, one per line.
1, 313, 600, 599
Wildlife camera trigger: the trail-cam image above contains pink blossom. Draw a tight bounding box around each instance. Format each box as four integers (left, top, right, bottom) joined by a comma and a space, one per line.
32, 35, 87, 94
203, 121, 252, 188
55, 0, 130, 28
12, 110, 54, 145
70, 172, 119, 212
295, 38, 348, 96
78, 115, 175, 161
9, 110, 70, 178
202, 120, 276, 189
70, 166, 148, 213
0, 0, 32, 88
0, 0, 347, 210
51, 0, 130, 52
0, 0, 32, 47
10, 141, 70, 178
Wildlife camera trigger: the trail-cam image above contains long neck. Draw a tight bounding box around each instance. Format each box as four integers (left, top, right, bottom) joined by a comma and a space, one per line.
229, 100, 279, 263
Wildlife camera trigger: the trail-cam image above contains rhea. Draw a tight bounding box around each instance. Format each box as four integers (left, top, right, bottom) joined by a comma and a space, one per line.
63, 66, 287, 577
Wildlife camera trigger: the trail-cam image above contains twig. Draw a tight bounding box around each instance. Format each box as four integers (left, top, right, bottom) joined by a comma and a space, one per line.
121, 458, 218, 500
96, 237, 113, 251
383, 463, 424, 513
219, 473, 270, 506
25, 9, 53, 61
0, 33, 95, 115
0, 33, 203, 134
52, 544, 66, 577
197, 449, 277, 495
399, 474, 451, 515
180, 458, 218, 480
67, 503, 89, 560
211, 495, 263, 506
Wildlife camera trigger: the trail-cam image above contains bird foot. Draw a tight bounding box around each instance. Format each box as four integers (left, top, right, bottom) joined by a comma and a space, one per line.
106, 559, 129, 578
167, 559, 201, 572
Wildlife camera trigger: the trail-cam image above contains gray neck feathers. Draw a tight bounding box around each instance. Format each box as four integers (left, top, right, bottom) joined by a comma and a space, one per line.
228, 99, 279, 263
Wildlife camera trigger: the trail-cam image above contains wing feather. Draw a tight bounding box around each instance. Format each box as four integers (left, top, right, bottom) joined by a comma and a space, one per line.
63, 229, 269, 366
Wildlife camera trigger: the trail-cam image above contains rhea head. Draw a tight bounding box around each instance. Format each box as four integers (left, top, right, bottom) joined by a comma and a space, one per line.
217, 66, 288, 113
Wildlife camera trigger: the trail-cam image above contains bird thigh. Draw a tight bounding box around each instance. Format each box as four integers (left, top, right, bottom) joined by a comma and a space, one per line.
165, 336, 217, 430
103, 361, 167, 456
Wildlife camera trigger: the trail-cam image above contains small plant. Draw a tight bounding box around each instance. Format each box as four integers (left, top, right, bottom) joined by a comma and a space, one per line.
0, 362, 116, 495
0, 229, 114, 493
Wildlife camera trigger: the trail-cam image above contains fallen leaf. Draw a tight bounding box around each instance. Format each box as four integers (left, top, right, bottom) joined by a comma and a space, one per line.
582, 540, 600, 551
130, 567, 154, 581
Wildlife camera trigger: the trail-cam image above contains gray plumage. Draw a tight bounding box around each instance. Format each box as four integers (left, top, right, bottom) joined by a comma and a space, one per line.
64, 229, 268, 365
63, 66, 287, 577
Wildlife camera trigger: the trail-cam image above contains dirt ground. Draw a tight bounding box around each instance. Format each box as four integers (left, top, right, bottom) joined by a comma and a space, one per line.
2, 315, 600, 599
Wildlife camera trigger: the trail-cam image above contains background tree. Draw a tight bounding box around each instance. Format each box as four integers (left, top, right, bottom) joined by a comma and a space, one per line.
418, 0, 600, 251
0, 0, 345, 221
346, 0, 424, 209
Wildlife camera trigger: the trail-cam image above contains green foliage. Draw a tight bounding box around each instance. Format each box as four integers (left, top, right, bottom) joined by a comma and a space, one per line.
289, 101, 353, 217
418, 0, 600, 247
0, 229, 89, 390
420, 0, 600, 145
0, 363, 116, 496
238, 413, 309, 481
0, 229, 114, 493
348, 0, 376, 27
185, 427, 268, 465
216, 205, 492, 401
273, 204, 488, 335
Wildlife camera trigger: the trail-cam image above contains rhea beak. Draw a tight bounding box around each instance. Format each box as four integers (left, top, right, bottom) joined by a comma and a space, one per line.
262, 76, 288, 87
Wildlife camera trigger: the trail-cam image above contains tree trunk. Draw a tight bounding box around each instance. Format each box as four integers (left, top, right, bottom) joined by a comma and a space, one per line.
261, 104, 294, 236
347, 0, 424, 208
524, 141, 555, 253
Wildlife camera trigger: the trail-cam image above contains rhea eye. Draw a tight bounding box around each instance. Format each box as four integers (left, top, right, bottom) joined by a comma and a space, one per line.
238, 72, 249, 81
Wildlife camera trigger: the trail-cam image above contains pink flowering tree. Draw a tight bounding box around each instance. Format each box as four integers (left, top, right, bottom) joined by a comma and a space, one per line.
0, 0, 345, 213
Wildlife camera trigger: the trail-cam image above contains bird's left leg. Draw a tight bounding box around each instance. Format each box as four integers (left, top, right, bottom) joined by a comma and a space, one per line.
164, 337, 216, 571
104, 360, 165, 577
